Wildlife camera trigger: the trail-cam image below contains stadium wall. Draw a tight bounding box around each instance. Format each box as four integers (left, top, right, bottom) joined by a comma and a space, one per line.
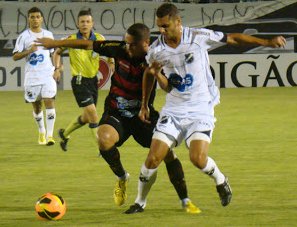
1, 53, 296, 91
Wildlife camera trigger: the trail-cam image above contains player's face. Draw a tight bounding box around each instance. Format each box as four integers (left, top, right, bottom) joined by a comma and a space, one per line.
28, 12, 43, 30
77, 15, 94, 35
124, 33, 149, 58
156, 15, 181, 42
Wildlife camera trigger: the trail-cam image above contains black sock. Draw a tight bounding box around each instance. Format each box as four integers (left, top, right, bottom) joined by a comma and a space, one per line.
78, 115, 86, 126
89, 122, 98, 128
165, 158, 188, 200
100, 146, 125, 178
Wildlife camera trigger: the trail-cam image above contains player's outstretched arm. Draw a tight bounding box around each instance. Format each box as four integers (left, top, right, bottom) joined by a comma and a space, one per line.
227, 33, 286, 48
36, 38, 93, 50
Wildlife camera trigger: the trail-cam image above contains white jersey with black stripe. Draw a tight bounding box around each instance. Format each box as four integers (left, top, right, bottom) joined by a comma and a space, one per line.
146, 27, 225, 116
13, 29, 55, 86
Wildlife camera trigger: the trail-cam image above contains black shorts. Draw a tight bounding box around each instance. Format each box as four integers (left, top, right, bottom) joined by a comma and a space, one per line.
99, 108, 159, 148
71, 76, 98, 107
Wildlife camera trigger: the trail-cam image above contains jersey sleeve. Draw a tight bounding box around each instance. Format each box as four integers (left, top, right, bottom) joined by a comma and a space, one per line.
194, 28, 226, 49
92, 41, 126, 58
12, 34, 25, 54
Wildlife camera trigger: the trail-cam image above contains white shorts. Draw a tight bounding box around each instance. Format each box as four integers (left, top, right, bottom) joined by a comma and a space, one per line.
153, 101, 215, 148
24, 77, 57, 103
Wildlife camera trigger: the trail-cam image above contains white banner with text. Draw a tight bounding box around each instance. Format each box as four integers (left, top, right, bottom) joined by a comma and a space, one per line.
1, 53, 296, 91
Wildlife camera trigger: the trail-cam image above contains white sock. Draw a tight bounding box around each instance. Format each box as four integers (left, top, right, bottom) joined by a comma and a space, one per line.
181, 198, 191, 207
135, 164, 158, 208
201, 157, 225, 185
46, 108, 56, 138
33, 111, 45, 134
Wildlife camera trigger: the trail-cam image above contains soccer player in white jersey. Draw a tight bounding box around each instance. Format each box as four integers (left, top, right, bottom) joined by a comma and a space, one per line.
13, 7, 58, 146
125, 3, 286, 214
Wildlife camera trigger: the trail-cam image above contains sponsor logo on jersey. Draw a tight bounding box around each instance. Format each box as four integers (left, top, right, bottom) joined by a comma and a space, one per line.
168, 73, 193, 92
29, 53, 44, 66
116, 97, 141, 118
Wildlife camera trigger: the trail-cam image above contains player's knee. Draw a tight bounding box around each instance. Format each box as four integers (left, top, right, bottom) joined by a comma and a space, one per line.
43, 99, 55, 109
33, 102, 42, 113
97, 132, 115, 150
82, 108, 97, 123
145, 153, 162, 169
190, 152, 207, 169
98, 131, 116, 150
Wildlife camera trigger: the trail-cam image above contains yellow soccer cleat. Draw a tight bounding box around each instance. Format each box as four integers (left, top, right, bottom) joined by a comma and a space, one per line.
113, 173, 129, 206
46, 137, 55, 146
183, 200, 202, 214
38, 133, 46, 145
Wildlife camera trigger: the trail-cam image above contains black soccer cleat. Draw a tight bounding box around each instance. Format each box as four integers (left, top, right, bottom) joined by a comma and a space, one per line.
58, 129, 69, 152
124, 203, 144, 214
216, 177, 232, 207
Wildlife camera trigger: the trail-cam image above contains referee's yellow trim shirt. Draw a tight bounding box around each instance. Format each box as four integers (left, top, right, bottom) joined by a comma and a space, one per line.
64, 31, 105, 78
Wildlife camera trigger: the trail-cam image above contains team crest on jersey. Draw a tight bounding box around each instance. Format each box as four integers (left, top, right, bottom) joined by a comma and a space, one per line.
185, 52, 194, 64
168, 73, 193, 92
29, 53, 44, 66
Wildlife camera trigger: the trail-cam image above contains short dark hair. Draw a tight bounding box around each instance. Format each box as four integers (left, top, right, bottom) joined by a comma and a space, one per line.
28, 7, 43, 18
78, 9, 92, 20
156, 3, 179, 19
127, 23, 150, 41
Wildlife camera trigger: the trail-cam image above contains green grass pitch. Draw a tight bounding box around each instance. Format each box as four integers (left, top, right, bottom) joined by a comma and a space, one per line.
0, 87, 296, 226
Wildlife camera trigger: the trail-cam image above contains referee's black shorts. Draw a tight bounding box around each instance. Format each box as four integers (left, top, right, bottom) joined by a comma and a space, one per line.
99, 107, 159, 148
71, 75, 98, 107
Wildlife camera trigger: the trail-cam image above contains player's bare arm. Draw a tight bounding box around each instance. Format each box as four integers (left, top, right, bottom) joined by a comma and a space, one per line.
36, 38, 93, 50
52, 48, 63, 82
227, 33, 286, 48
139, 67, 156, 124
148, 61, 172, 93
139, 62, 171, 123
12, 44, 37, 61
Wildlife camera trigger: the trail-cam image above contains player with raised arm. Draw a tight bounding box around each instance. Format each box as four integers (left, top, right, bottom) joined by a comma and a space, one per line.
125, 3, 286, 214
13, 7, 58, 146
36, 23, 200, 214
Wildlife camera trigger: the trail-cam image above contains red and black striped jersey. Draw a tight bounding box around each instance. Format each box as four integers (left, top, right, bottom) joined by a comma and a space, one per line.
93, 41, 156, 118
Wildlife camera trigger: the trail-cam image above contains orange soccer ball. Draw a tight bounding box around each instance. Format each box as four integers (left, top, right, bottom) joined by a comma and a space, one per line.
35, 192, 66, 221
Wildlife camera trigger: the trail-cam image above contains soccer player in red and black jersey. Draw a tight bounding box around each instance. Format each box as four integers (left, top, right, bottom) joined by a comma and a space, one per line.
36, 23, 200, 213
